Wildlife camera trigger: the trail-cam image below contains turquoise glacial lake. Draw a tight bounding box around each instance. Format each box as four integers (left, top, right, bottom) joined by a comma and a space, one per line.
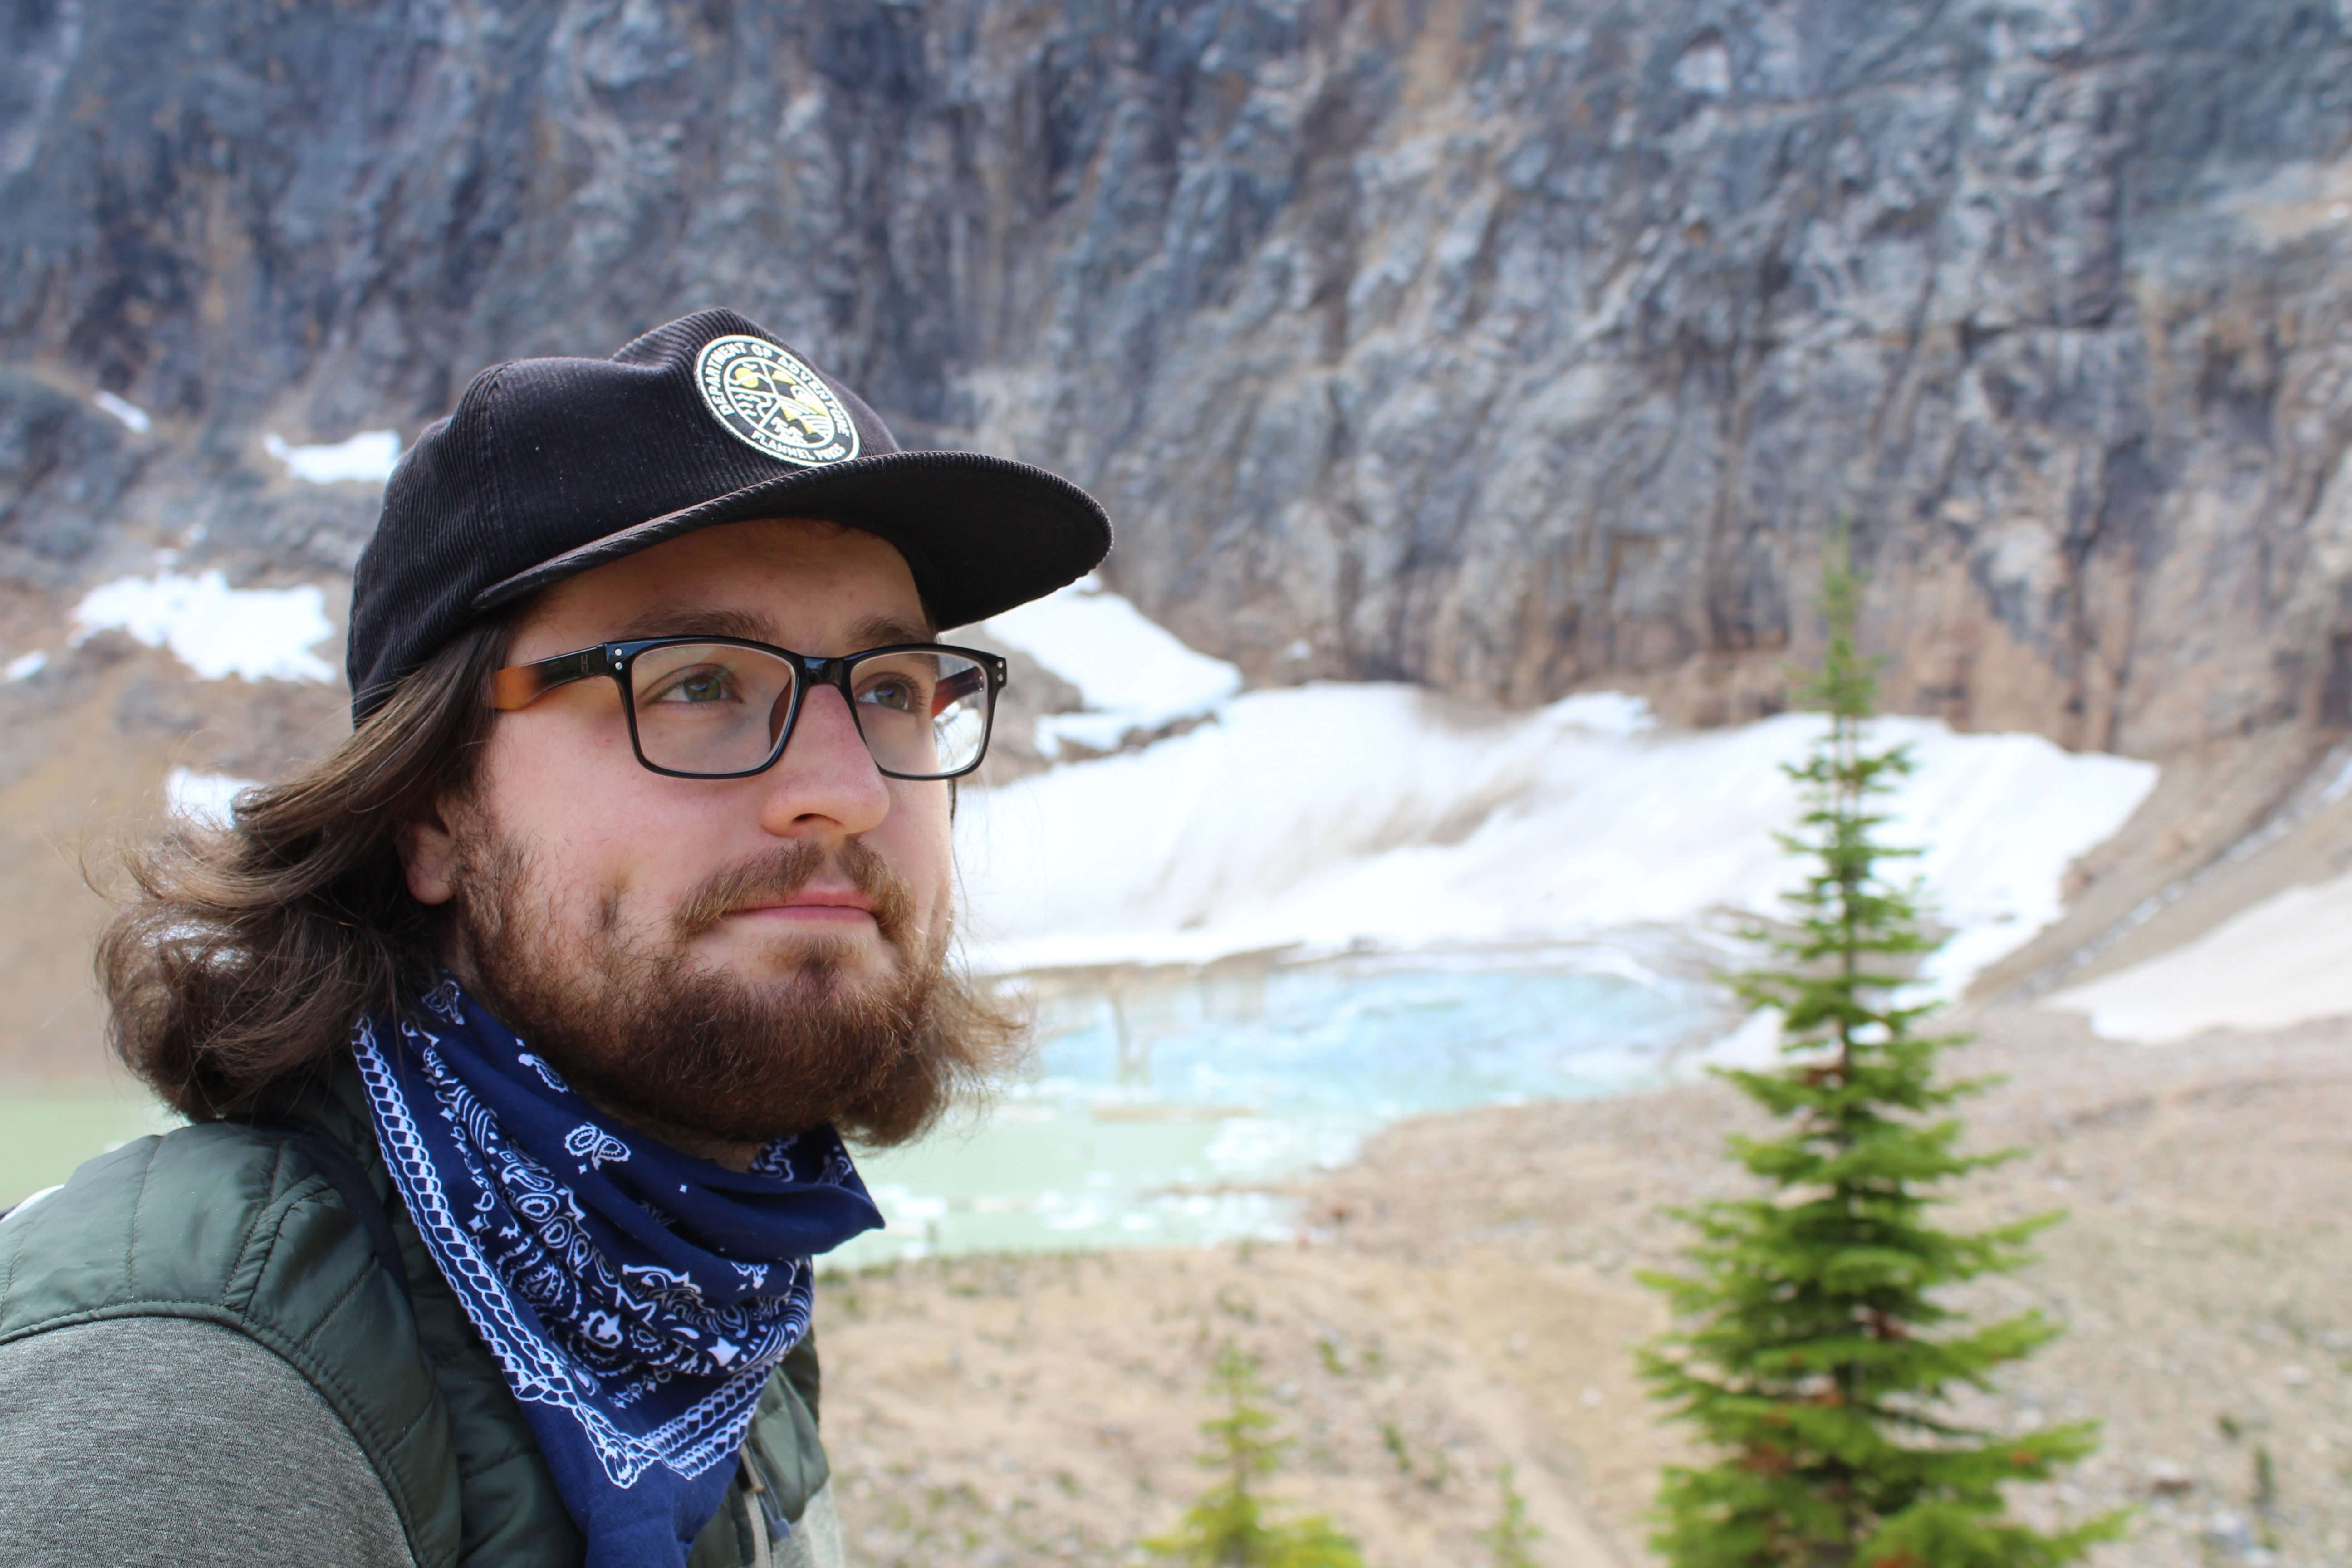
0, 947, 1731, 1258
831, 946, 1729, 1266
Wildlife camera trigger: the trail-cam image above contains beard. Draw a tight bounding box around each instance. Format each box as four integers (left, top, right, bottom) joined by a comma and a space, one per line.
441, 825, 1023, 1148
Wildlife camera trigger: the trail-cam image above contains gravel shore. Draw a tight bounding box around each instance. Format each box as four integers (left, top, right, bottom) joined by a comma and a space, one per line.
817, 1007, 2352, 1566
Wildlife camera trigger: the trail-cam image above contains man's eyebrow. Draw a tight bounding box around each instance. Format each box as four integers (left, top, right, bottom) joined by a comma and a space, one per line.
608, 605, 774, 643
846, 613, 936, 648
601, 606, 937, 650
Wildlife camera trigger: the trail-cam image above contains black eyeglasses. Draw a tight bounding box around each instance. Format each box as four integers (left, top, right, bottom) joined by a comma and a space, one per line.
491, 637, 1007, 780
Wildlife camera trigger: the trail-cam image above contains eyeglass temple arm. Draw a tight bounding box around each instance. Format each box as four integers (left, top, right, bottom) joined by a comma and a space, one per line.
930, 664, 990, 718
491, 647, 607, 711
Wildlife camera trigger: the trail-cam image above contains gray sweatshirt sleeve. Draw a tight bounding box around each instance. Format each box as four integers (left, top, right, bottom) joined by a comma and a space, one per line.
0, 1316, 415, 1568
781, 1485, 844, 1568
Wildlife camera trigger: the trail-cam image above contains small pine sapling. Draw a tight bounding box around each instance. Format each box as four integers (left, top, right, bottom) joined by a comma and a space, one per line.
1637, 536, 2130, 1568
1143, 1343, 1364, 1568
1478, 1463, 1543, 1568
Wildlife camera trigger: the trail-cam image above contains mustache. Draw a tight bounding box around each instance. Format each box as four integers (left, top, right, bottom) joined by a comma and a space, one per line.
670, 838, 916, 945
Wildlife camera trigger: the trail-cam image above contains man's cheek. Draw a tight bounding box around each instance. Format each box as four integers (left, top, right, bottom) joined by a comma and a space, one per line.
594, 882, 628, 939
909, 872, 954, 963
542, 846, 649, 944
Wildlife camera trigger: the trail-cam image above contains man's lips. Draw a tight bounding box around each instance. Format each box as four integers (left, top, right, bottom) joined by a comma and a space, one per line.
724, 887, 877, 925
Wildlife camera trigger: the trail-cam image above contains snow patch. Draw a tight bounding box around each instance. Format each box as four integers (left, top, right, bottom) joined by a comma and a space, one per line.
264, 429, 401, 485
1545, 690, 1655, 738
957, 684, 2156, 995
92, 391, 151, 433
73, 571, 337, 683
1686, 1007, 1787, 1073
1674, 38, 1733, 96
3, 651, 46, 682
165, 767, 261, 827
2046, 869, 2352, 1041
980, 577, 1242, 754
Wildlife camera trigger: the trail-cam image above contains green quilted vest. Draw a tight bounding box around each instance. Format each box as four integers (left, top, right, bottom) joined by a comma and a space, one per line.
0, 1059, 828, 1568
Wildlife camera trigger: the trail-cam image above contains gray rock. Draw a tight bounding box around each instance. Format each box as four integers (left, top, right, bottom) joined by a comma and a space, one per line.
2203, 1510, 2278, 1565
0, 0, 2348, 760
0, 371, 148, 582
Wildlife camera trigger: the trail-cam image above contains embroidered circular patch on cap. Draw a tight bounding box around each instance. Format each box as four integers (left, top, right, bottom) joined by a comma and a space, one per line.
694, 335, 861, 467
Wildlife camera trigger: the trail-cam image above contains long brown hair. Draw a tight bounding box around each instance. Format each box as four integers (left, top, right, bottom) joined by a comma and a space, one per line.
97, 618, 513, 1120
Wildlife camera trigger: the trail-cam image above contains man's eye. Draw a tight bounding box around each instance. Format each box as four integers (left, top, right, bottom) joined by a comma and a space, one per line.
647, 668, 736, 705
858, 677, 921, 714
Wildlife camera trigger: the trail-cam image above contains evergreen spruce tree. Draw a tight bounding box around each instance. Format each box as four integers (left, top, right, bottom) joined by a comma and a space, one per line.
1143, 1343, 1364, 1568
1637, 538, 2129, 1568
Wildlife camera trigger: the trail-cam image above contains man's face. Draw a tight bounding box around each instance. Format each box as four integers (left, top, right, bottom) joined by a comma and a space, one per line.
402, 516, 971, 1151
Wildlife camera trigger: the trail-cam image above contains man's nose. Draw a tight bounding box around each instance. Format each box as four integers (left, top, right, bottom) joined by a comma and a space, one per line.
755, 682, 891, 837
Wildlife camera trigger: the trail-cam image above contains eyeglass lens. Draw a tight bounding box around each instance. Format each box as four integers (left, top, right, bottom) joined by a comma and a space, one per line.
626, 643, 990, 779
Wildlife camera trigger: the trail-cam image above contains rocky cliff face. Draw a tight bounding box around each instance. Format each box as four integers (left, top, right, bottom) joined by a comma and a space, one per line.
3, 0, 2351, 760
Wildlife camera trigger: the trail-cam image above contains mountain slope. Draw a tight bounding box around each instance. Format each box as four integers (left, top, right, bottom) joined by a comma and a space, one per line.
4, 0, 2349, 755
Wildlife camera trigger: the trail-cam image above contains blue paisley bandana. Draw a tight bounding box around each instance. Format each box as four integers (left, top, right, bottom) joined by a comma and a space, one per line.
353, 978, 884, 1568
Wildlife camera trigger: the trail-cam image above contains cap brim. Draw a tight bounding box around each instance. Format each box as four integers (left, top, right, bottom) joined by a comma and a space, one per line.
470, 448, 1112, 630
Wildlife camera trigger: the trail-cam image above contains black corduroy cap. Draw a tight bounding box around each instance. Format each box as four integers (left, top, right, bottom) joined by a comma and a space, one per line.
346, 309, 1111, 721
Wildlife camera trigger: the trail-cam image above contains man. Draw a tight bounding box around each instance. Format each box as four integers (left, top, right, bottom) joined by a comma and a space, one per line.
0, 309, 1110, 1568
